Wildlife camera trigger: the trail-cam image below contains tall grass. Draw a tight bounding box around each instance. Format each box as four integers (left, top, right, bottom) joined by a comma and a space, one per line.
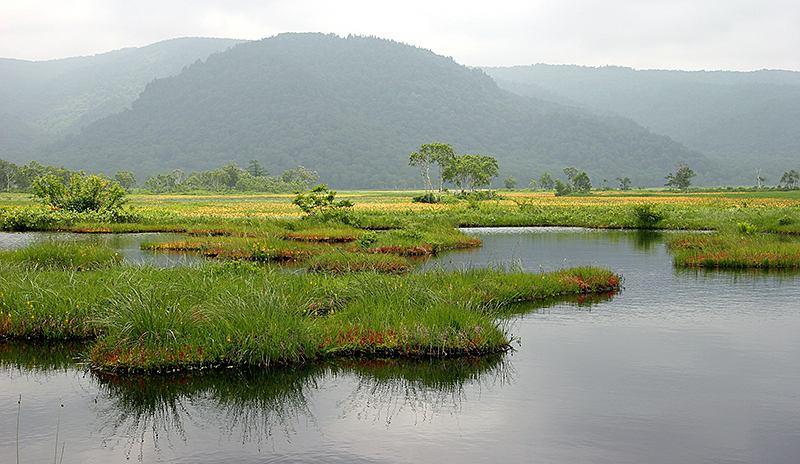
1, 261, 621, 372
667, 233, 800, 267
0, 241, 122, 270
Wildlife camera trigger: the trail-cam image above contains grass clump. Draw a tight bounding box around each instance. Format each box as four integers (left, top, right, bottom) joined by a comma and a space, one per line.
0, 262, 621, 372
307, 252, 411, 274
0, 241, 122, 270
667, 233, 800, 268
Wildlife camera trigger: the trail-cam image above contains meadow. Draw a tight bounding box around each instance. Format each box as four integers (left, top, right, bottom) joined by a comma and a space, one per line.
2, 188, 798, 372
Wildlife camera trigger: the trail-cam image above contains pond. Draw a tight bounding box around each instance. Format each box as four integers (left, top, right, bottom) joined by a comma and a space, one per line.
2, 228, 799, 464
0, 231, 204, 267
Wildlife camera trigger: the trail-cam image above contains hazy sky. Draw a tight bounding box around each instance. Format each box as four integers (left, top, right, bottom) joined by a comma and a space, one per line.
2, 0, 799, 70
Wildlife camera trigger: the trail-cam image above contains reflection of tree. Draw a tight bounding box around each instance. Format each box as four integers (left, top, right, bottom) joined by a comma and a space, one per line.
330, 355, 511, 426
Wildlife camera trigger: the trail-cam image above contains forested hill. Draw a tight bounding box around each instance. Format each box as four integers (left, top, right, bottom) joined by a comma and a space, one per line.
0, 37, 242, 152
482, 64, 800, 186
32, 33, 707, 189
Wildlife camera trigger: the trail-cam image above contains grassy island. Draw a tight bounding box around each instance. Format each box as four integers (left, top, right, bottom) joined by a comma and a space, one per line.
0, 246, 619, 372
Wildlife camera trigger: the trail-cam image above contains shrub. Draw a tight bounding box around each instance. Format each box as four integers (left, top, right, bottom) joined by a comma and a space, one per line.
737, 222, 758, 234
412, 193, 438, 203
31, 173, 127, 213
632, 203, 667, 227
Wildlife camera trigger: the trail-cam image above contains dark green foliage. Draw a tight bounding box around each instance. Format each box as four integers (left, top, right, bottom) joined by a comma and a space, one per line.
292, 184, 354, 215
412, 192, 439, 203
632, 203, 667, 227
485, 64, 800, 186
14, 34, 706, 189
665, 164, 696, 193
0, 38, 243, 153
31, 172, 127, 212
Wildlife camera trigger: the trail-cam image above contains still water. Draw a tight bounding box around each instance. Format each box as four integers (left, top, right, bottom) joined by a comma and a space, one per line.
2, 228, 799, 463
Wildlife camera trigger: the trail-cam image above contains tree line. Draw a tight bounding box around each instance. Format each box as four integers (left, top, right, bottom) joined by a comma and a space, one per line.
141, 161, 319, 193
0, 157, 319, 194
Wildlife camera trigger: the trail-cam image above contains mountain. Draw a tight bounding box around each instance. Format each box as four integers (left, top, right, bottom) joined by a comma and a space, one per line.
18, 33, 708, 189
0, 37, 243, 159
482, 64, 800, 186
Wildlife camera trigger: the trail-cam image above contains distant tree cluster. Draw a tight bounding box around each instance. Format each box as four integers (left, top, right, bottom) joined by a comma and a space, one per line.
409, 143, 499, 200
780, 170, 799, 189
142, 162, 319, 194
0, 157, 136, 196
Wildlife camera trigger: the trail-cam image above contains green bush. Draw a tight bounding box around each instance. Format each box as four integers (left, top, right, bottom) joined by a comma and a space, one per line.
31, 173, 127, 213
632, 203, 667, 227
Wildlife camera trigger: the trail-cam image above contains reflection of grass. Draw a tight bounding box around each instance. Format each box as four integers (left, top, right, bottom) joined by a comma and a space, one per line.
0, 340, 87, 372
667, 233, 800, 268
89, 353, 507, 455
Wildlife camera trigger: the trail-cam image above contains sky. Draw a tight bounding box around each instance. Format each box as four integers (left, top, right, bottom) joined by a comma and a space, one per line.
2, 0, 799, 71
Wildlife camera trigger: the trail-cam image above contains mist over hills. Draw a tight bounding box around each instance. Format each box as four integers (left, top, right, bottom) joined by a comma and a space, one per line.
0, 37, 242, 155
5, 33, 789, 189
483, 64, 800, 187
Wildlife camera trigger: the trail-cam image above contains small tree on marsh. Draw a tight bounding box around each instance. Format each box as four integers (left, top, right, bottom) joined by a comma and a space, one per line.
292, 184, 353, 215
664, 163, 696, 193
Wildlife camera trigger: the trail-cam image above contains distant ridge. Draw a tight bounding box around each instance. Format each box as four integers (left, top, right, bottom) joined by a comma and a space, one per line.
0, 37, 244, 154
483, 64, 800, 186
5, 34, 709, 188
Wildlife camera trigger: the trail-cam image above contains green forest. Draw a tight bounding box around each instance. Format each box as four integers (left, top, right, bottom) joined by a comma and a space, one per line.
484, 64, 800, 187
2, 33, 798, 189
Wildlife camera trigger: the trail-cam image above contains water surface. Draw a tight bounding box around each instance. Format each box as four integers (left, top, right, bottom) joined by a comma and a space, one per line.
2, 228, 799, 463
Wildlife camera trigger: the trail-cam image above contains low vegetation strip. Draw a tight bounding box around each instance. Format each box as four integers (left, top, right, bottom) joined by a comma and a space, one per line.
0, 262, 620, 373
667, 233, 800, 267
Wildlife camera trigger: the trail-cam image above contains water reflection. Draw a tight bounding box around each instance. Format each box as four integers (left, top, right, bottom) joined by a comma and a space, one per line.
0, 340, 88, 375
92, 366, 321, 459
631, 229, 663, 251
89, 356, 508, 458
0, 231, 203, 267
502, 290, 620, 316
331, 355, 511, 426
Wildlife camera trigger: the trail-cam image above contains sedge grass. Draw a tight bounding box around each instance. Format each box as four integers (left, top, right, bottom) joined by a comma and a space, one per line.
667, 233, 800, 267
0, 241, 122, 270
1, 261, 621, 372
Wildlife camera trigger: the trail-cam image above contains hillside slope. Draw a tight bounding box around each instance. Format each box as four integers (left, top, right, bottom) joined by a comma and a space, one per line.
0, 37, 243, 159
32, 33, 707, 189
483, 64, 800, 186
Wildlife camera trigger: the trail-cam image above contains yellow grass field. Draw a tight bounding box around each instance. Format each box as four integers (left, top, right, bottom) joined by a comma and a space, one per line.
118, 190, 800, 220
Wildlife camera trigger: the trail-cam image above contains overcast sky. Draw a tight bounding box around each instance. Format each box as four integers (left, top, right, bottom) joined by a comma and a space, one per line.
2, 0, 799, 71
